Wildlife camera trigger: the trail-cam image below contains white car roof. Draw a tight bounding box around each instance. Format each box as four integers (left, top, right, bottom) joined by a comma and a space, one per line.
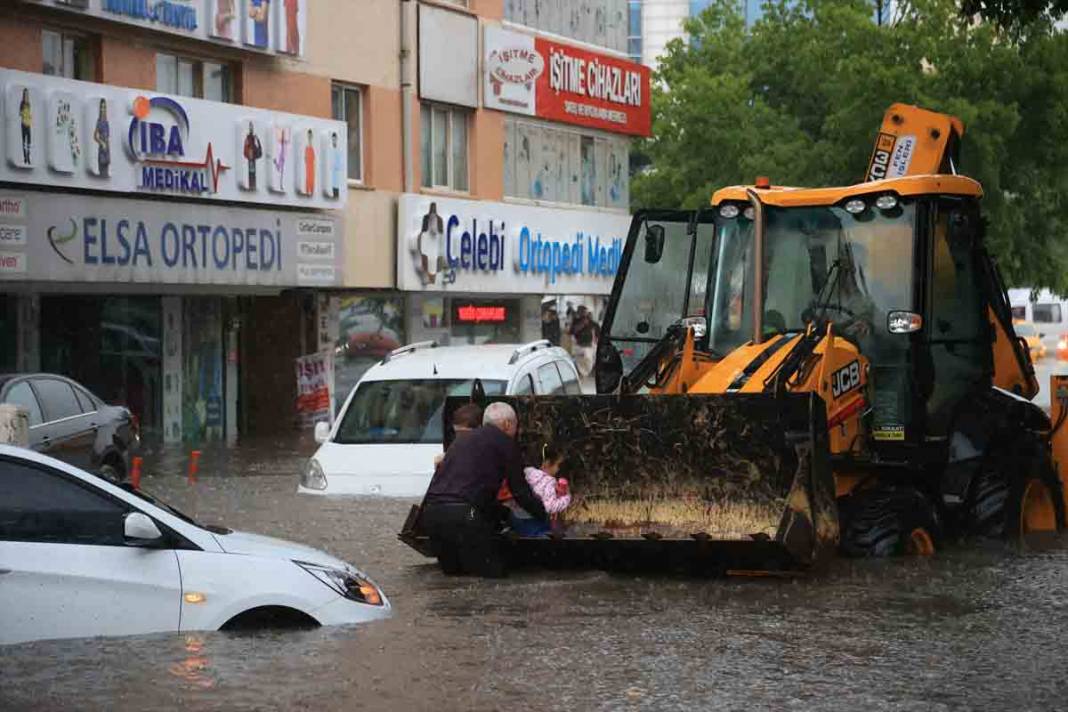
358, 341, 574, 383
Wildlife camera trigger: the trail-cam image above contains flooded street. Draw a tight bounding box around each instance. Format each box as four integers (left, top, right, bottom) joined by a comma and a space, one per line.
4, 437, 1068, 711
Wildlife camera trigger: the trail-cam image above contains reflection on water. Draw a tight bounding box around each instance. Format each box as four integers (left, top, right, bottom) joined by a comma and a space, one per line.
4, 438, 1068, 710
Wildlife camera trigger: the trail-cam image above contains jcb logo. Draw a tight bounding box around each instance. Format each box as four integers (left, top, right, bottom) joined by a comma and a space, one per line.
831, 360, 862, 398
867, 133, 897, 181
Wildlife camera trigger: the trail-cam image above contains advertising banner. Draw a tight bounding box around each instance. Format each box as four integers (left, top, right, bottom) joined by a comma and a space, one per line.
0, 69, 347, 210
484, 25, 651, 137
0, 190, 343, 288
397, 193, 630, 295
22, 0, 307, 58
295, 350, 333, 426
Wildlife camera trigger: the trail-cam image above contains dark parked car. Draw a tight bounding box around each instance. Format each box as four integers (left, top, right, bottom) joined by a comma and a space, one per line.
0, 374, 139, 481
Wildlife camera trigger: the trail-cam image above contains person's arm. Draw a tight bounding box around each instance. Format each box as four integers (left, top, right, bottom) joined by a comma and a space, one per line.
528, 471, 571, 514
506, 449, 547, 521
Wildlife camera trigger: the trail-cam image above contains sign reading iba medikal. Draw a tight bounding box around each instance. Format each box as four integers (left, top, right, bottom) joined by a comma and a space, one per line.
484, 25, 651, 137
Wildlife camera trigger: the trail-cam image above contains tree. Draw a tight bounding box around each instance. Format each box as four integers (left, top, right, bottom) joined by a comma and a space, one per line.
959, 0, 1068, 28
633, 0, 1068, 291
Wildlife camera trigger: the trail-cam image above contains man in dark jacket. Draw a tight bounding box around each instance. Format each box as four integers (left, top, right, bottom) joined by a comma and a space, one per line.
422, 402, 546, 577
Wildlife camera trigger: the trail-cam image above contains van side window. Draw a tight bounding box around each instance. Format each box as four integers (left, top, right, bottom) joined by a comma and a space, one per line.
537, 363, 565, 395
558, 363, 582, 394
513, 373, 535, 395
1033, 304, 1062, 323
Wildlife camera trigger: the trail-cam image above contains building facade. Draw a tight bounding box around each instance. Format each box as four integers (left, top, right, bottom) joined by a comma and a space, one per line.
1, 0, 650, 439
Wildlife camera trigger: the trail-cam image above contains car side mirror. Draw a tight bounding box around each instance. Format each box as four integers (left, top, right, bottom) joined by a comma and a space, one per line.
124, 512, 163, 544
314, 421, 331, 444
644, 224, 665, 264
594, 342, 624, 394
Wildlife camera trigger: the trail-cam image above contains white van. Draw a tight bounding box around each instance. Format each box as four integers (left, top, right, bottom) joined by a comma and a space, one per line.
298, 340, 581, 497
1008, 288, 1068, 349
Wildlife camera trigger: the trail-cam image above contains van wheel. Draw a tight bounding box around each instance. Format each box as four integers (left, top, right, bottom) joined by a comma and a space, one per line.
839, 485, 940, 558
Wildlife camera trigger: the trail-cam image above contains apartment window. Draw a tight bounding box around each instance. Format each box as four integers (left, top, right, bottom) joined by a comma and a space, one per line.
330, 84, 363, 183
42, 29, 95, 80
156, 52, 231, 102
420, 103, 468, 191
628, 0, 642, 63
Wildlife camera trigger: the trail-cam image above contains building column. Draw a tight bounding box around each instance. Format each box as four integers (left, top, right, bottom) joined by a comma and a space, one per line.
15, 294, 39, 373
162, 296, 183, 444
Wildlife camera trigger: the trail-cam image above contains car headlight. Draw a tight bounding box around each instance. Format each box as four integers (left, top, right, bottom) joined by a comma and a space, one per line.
301, 458, 328, 490
295, 561, 384, 606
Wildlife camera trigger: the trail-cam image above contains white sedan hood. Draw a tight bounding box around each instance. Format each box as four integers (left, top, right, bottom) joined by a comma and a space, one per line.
307, 442, 440, 498
213, 530, 350, 571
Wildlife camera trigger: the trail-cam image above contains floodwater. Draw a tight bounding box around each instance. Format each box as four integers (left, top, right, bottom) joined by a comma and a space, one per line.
4, 436, 1068, 711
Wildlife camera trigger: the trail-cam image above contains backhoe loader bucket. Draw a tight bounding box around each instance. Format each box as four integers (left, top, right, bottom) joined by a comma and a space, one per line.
400, 393, 837, 576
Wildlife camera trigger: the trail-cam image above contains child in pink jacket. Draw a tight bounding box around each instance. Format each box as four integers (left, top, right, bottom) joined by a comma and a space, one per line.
502, 443, 571, 537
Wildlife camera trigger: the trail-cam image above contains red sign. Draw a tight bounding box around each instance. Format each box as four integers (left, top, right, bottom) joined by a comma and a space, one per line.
535, 37, 651, 137
454, 305, 508, 324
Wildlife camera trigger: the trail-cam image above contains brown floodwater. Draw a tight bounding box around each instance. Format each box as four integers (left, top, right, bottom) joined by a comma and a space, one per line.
3, 435, 1068, 711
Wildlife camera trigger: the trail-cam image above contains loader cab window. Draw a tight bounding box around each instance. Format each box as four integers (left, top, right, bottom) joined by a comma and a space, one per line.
707, 212, 755, 355
608, 214, 714, 375
924, 202, 989, 436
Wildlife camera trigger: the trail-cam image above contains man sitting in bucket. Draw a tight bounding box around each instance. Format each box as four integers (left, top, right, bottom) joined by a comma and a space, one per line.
421, 402, 547, 577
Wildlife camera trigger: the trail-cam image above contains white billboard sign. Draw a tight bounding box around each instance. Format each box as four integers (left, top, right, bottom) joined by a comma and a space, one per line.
0, 191, 343, 288
22, 0, 307, 57
484, 26, 539, 116
397, 193, 630, 295
1, 69, 347, 210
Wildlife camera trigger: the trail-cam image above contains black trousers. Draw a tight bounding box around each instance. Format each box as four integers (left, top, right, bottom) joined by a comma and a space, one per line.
421, 501, 506, 578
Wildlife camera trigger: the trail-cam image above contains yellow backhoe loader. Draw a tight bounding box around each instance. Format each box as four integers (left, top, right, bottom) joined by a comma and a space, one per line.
401, 105, 1068, 574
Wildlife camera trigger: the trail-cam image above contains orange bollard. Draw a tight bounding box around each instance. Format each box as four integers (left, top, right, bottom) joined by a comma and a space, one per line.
130, 456, 143, 490
188, 450, 201, 484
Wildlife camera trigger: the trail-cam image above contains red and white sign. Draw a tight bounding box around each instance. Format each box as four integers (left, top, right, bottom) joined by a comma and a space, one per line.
483, 26, 651, 137
295, 350, 333, 426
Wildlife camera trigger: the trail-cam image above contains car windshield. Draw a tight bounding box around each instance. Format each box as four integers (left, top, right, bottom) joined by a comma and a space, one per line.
707, 200, 916, 357
334, 379, 506, 444
1015, 323, 1037, 337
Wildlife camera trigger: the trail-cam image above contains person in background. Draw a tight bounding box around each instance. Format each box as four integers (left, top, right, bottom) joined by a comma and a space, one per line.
541, 301, 561, 346
499, 443, 571, 537
433, 403, 482, 468
284, 0, 301, 53
569, 305, 600, 378
421, 402, 546, 577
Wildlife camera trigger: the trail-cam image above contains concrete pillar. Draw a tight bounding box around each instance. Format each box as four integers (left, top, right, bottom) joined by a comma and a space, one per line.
16, 294, 39, 373
162, 297, 183, 444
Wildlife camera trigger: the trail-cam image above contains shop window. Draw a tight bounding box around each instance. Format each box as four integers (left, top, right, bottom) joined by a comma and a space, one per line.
156, 52, 232, 102
0, 295, 15, 372
1033, 304, 1062, 324
42, 29, 96, 81
504, 117, 629, 210
331, 83, 363, 183
420, 103, 469, 191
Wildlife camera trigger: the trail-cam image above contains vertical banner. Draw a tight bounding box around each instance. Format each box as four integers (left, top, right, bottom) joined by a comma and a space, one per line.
295, 350, 333, 427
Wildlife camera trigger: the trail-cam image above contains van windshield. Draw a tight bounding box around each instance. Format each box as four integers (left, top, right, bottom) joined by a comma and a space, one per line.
334, 379, 506, 444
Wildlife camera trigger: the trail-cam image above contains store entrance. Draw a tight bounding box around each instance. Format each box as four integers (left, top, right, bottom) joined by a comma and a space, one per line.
40, 296, 162, 438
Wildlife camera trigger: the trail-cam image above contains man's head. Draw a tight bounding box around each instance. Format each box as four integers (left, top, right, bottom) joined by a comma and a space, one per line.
451, 403, 483, 432
483, 401, 518, 439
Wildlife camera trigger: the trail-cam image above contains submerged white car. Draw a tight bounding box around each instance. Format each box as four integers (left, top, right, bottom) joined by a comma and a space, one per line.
300, 340, 582, 498
0, 445, 390, 646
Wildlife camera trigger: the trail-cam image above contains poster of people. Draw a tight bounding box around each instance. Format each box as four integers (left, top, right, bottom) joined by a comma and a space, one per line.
7, 85, 37, 169
238, 120, 264, 191
269, 124, 291, 193
321, 130, 344, 199
86, 97, 111, 177
245, 0, 272, 49
211, 0, 238, 41
48, 93, 80, 174
275, 0, 305, 56
295, 350, 333, 427
296, 127, 316, 196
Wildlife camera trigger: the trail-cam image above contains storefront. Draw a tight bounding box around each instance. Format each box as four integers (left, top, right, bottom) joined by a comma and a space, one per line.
394, 190, 628, 349
0, 69, 347, 443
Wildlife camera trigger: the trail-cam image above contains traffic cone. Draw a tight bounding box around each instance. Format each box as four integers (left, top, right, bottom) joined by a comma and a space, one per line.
131, 456, 143, 490
188, 450, 201, 484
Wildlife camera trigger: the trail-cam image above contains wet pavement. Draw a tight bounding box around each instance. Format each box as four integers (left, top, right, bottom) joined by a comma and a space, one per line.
5, 437, 1068, 711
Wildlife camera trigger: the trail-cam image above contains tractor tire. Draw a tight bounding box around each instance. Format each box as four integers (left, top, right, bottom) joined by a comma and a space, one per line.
966, 450, 1063, 542
839, 485, 940, 558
